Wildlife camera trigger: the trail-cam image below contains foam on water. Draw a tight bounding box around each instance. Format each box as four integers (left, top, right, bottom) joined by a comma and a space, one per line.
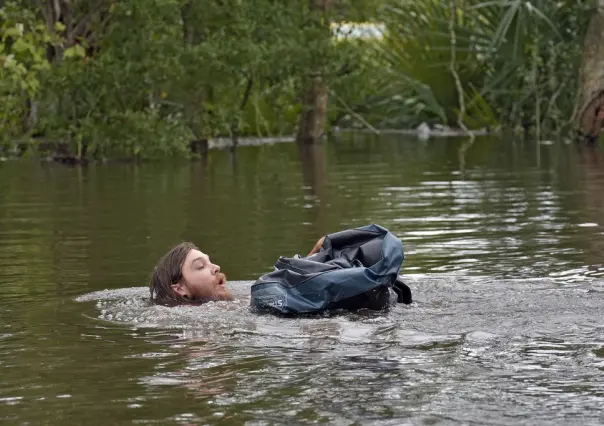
74, 275, 604, 424
75, 275, 604, 349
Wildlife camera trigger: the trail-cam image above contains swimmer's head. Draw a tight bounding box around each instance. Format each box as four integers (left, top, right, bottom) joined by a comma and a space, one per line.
150, 242, 233, 305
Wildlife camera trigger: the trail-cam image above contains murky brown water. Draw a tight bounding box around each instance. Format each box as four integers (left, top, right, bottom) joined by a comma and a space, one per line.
1, 135, 604, 425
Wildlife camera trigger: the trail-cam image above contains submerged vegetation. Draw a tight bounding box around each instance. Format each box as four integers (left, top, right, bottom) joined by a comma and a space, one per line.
0, 0, 600, 159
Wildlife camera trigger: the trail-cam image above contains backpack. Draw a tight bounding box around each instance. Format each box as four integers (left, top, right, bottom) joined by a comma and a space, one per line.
250, 224, 412, 315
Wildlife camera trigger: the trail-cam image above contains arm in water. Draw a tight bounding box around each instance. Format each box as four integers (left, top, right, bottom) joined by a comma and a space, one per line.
307, 236, 326, 256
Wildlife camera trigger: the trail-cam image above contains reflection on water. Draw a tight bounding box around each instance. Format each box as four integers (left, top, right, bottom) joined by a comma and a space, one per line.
1, 135, 604, 424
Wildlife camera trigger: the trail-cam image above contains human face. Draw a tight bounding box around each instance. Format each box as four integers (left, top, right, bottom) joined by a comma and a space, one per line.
171, 249, 233, 301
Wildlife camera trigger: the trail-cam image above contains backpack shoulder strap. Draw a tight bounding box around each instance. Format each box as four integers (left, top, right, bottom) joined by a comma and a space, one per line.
392, 278, 412, 304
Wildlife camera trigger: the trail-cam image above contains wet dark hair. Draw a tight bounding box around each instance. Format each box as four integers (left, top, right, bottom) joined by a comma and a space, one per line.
149, 242, 198, 305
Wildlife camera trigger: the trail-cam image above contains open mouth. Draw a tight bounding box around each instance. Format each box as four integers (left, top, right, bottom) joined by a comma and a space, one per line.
217, 274, 227, 287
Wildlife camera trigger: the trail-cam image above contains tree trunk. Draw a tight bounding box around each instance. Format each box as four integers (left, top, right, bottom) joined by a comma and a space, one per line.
181, 1, 208, 154
576, 0, 604, 142
230, 76, 254, 151
24, 96, 39, 134
296, 0, 332, 145
296, 75, 329, 145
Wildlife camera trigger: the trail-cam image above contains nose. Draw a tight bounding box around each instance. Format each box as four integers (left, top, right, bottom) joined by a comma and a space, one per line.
212, 263, 220, 275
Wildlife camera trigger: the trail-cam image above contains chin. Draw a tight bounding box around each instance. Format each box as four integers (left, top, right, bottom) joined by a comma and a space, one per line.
217, 289, 234, 301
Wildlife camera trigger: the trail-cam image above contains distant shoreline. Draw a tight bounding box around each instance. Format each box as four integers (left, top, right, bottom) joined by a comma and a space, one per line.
0, 127, 498, 164
208, 126, 495, 149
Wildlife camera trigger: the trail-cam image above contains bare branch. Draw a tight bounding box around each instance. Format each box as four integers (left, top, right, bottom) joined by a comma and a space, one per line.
449, 0, 473, 140
84, 11, 112, 47
331, 90, 380, 134
72, 0, 109, 42
37, 0, 56, 34
62, 0, 73, 44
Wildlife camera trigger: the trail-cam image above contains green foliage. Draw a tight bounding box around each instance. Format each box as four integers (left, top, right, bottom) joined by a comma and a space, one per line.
328, 37, 400, 129
34, 0, 324, 157
377, 0, 592, 132
474, 0, 591, 133
0, 1, 51, 140
379, 1, 480, 125
0, 0, 596, 158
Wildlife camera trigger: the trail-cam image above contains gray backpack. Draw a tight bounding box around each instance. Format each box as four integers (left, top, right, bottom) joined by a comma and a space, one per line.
250, 224, 411, 315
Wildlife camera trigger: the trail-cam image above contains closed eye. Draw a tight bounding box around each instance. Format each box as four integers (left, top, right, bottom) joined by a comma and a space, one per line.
192, 254, 209, 270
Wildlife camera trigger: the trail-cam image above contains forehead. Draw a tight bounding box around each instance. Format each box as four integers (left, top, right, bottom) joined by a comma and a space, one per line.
184, 249, 207, 265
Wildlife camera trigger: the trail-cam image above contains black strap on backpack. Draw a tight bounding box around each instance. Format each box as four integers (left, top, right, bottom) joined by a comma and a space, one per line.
392, 278, 412, 304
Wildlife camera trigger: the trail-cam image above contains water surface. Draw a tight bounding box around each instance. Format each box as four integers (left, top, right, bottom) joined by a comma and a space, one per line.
1, 135, 603, 424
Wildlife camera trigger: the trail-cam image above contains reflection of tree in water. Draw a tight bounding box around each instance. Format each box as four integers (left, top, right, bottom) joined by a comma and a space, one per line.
457, 137, 474, 180
298, 143, 330, 240
578, 146, 604, 217
577, 145, 604, 273
298, 144, 327, 197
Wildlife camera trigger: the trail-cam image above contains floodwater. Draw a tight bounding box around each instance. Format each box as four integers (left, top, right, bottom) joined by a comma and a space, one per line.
1, 134, 604, 425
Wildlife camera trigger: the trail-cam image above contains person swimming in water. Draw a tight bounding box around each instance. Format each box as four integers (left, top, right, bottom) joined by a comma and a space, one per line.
149, 242, 233, 305
150, 238, 326, 305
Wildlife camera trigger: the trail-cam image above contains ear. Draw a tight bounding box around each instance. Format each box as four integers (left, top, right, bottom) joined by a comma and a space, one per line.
171, 282, 188, 298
